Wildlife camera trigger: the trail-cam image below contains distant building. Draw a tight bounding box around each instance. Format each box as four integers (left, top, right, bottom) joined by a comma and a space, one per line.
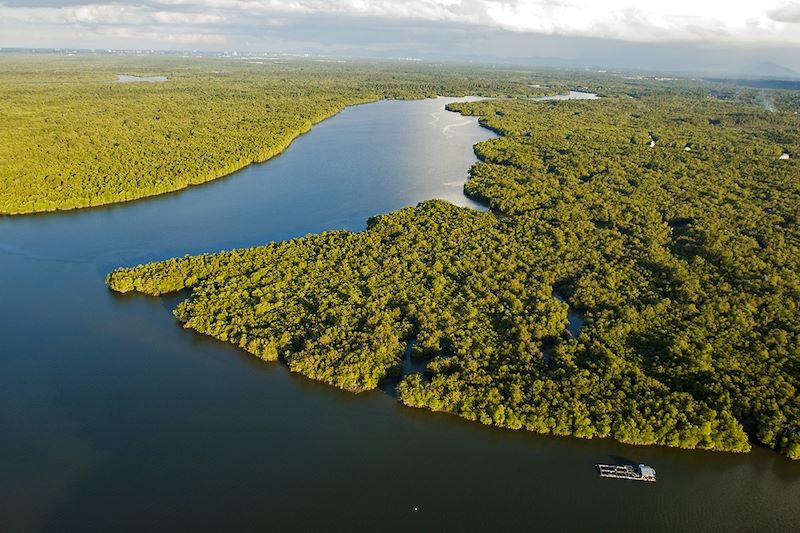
780, 152, 790, 160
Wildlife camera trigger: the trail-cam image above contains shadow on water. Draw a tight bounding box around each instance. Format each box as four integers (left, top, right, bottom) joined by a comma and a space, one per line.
158, 290, 192, 313
608, 454, 645, 466
379, 338, 432, 398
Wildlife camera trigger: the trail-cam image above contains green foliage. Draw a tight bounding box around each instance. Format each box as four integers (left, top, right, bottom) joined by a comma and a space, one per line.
107, 72, 800, 458
0, 55, 551, 214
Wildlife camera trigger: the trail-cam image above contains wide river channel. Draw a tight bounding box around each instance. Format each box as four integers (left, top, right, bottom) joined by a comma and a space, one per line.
2, 96, 799, 532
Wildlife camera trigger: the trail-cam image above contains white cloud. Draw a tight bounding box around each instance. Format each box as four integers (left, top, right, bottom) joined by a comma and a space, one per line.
0, 4, 224, 26
1, 0, 799, 47
150, 11, 226, 25
68, 5, 146, 24
98, 26, 227, 43
768, 1, 800, 23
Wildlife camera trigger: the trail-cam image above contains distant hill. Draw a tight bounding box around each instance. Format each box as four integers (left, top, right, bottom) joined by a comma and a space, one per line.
741, 61, 798, 79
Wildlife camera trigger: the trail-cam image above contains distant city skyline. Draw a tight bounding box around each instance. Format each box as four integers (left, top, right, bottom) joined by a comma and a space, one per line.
2, 1, 800, 75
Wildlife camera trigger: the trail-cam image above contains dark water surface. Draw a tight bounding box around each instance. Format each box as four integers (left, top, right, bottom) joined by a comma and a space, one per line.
2, 97, 799, 533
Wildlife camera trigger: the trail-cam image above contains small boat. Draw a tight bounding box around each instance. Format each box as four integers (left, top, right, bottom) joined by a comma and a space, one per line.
596, 463, 656, 482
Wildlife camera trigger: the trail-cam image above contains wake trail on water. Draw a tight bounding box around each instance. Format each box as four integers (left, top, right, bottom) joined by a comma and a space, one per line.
0, 243, 89, 265
442, 118, 472, 136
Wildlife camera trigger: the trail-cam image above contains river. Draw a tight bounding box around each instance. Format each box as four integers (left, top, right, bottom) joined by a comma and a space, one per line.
1, 96, 799, 533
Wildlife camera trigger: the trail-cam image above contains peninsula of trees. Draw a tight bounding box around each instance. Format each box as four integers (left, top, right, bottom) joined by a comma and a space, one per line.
108, 74, 800, 459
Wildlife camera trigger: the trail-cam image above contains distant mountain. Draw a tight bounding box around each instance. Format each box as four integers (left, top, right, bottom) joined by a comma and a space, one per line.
741, 61, 798, 78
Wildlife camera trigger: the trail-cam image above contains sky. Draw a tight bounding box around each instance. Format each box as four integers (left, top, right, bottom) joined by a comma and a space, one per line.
2, 0, 800, 74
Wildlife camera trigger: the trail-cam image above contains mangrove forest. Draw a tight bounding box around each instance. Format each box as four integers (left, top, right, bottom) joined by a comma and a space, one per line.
106, 70, 800, 459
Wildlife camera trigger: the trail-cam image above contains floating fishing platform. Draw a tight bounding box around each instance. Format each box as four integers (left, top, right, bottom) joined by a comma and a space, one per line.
597, 463, 656, 482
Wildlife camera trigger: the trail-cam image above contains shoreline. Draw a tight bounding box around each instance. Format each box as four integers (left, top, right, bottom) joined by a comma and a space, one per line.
1, 97, 374, 217
2, 93, 503, 217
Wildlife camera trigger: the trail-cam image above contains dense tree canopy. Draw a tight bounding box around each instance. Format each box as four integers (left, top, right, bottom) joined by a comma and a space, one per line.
0, 55, 553, 214
108, 73, 800, 458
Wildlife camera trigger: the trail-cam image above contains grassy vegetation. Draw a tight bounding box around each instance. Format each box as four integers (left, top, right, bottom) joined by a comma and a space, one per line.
108, 71, 800, 459
0, 55, 554, 214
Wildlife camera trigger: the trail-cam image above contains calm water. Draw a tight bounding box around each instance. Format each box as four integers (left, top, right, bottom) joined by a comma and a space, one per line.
531, 90, 600, 101
1, 97, 799, 533
113, 74, 168, 83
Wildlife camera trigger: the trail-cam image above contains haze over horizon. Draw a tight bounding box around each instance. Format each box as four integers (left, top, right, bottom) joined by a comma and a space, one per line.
2, 0, 800, 75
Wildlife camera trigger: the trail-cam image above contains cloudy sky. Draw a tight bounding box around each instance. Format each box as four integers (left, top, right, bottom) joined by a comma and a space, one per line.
2, 0, 800, 74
